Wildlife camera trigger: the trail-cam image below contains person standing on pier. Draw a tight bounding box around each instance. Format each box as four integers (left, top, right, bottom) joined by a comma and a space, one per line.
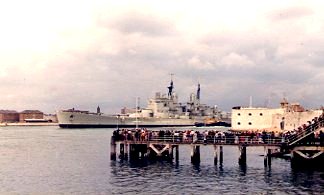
320, 130, 324, 146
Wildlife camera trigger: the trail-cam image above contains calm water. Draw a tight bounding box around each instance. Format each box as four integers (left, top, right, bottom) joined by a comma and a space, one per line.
0, 126, 323, 194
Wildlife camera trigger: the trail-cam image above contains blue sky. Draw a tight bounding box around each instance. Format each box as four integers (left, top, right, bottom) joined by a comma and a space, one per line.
0, 0, 323, 113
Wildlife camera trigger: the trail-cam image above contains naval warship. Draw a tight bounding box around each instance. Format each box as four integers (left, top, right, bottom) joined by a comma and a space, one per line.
57, 78, 230, 128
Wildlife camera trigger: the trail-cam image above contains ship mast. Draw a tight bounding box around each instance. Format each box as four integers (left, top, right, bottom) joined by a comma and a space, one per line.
167, 73, 174, 99
135, 97, 139, 129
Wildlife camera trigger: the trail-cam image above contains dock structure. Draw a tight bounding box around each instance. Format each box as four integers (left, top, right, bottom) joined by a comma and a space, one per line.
111, 114, 324, 167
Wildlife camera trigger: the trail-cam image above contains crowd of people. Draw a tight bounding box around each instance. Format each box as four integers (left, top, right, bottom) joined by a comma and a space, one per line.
113, 128, 284, 145
282, 113, 324, 145
112, 113, 324, 146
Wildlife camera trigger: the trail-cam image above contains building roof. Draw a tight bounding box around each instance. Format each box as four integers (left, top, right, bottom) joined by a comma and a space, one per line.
20, 110, 43, 114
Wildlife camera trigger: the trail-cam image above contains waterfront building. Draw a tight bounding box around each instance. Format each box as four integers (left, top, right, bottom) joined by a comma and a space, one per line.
19, 110, 44, 122
231, 98, 323, 132
0, 110, 19, 123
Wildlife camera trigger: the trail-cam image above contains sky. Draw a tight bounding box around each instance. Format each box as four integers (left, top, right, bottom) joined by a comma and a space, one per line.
0, 0, 324, 114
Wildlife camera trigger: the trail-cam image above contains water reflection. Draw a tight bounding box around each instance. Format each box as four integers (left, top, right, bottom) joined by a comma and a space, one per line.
110, 155, 323, 194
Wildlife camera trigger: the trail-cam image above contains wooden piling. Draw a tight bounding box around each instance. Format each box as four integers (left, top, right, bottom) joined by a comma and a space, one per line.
267, 148, 272, 167
214, 145, 218, 165
129, 144, 138, 160
264, 147, 272, 167
238, 145, 246, 165
119, 143, 125, 159
124, 143, 129, 160
264, 147, 268, 167
219, 146, 223, 164
175, 145, 179, 162
191, 145, 200, 164
110, 136, 117, 160
168, 145, 174, 162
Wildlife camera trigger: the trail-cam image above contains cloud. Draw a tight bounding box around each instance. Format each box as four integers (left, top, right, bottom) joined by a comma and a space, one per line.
187, 56, 215, 70
101, 11, 176, 37
269, 6, 313, 22
220, 52, 255, 68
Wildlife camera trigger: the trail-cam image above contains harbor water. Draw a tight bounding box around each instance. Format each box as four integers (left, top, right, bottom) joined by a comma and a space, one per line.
0, 126, 323, 194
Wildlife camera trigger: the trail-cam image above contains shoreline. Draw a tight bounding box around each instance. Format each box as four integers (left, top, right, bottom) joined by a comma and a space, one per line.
0, 122, 59, 127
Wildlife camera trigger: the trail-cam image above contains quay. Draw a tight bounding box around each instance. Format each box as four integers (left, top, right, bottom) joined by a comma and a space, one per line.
111, 115, 324, 167
0, 122, 58, 127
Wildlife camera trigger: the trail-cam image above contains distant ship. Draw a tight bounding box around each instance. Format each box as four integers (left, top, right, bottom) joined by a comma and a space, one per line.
57, 77, 231, 128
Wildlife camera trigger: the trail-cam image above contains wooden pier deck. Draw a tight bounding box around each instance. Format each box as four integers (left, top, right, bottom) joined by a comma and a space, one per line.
110, 118, 324, 167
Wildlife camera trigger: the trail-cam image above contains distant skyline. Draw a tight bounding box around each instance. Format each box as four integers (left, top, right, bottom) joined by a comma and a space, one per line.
1, 0, 324, 114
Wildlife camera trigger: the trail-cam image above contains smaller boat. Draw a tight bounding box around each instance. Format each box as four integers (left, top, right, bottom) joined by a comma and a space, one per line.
194, 118, 231, 127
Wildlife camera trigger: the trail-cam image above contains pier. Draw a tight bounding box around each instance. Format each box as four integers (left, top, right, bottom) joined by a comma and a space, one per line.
111, 114, 324, 167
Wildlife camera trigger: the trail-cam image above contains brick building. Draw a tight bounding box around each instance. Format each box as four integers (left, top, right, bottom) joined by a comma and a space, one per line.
0, 110, 19, 123
19, 110, 44, 122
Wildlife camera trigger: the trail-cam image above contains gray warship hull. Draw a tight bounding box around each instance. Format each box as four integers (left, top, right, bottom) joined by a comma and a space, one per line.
57, 110, 197, 128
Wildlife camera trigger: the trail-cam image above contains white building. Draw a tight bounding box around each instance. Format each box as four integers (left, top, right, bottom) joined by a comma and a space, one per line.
231, 99, 323, 132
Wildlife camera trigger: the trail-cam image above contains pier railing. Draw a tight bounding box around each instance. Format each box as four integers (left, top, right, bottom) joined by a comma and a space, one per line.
286, 116, 324, 146
113, 114, 324, 147
115, 135, 283, 146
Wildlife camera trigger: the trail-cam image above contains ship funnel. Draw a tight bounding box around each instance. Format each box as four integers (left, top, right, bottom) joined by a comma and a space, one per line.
197, 83, 200, 100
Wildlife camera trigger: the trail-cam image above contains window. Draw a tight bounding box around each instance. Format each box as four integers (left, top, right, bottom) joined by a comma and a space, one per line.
248, 122, 252, 125
248, 113, 252, 116
237, 122, 241, 125
260, 113, 263, 116
237, 113, 241, 116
